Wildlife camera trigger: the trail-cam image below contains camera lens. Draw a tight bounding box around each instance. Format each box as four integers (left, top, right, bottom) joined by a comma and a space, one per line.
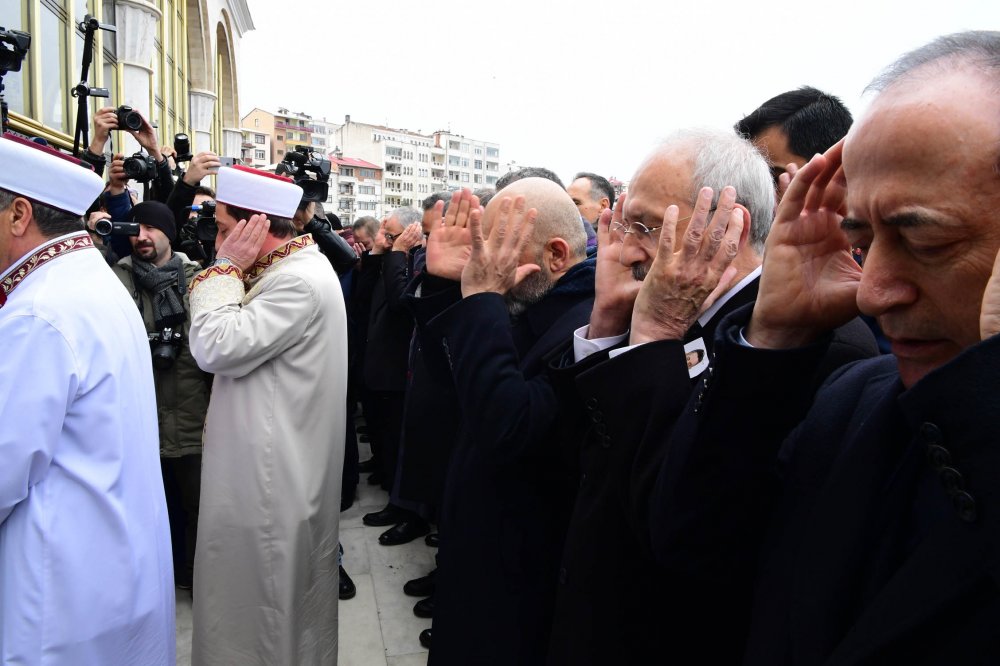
123, 110, 143, 131
94, 218, 112, 235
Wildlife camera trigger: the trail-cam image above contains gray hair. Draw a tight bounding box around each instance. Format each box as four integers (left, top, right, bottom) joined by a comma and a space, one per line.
660, 128, 775, 253
0, 187, 85, 238
867, 31, 1000, 94
389, 206, 422, 227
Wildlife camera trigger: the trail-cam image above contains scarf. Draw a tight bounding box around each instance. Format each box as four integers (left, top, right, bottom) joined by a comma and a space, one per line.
132, 254, 187, 329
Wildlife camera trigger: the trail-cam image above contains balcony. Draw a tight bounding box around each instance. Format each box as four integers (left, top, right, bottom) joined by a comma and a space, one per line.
274, 121, 313, 133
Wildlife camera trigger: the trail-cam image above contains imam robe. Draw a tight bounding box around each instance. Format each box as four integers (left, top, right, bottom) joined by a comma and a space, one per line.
188, 235, 347, 666
0, 231, 175, 665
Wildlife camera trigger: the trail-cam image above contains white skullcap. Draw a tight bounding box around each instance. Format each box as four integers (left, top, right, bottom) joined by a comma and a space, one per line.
216, 165, 303, 218
0, 133, 104, 216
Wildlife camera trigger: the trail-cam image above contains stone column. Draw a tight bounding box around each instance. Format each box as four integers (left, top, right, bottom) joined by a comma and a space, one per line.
188, 89, 217, 154
222, 128, 242, 159
113, 0, 161, 157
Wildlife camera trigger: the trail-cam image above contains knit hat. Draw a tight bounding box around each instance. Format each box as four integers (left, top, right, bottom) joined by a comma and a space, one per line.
0, 133, 104, 216
216, 165, 303, 218
128, 200, 176, 241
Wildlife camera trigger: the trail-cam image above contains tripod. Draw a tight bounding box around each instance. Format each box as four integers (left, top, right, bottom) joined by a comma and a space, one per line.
70, 15, 115, 156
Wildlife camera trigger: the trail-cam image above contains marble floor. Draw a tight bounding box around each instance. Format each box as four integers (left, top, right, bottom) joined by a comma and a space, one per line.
175, 439, 434, 665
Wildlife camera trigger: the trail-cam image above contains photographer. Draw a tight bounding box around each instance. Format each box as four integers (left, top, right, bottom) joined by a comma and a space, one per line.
293, 199, 358, 275
109, 199, 211, 591
83, 106, 175, 203
166, 151, 220, 227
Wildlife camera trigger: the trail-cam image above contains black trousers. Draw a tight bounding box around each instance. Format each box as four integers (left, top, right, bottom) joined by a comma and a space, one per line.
365, 390, 406, 491
161, 454, 201, 587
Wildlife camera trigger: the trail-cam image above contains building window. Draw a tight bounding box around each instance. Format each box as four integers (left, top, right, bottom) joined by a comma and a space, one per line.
475, 147, 483, 155
360, 168, 376, 178
341, 167, 354, 177
487, 147, 499, 157
277, 134, 283, 141
255, 134, 265, 144
461, 143, 470, 152
277, 149, 284, 155
461, 173, 469, 183
486, 176, 497, 185
487, 162, 498, 172
448, 170, 459, 181
255, 150, 265, 160
460, 158, 469, 168
474, 174, 482, 184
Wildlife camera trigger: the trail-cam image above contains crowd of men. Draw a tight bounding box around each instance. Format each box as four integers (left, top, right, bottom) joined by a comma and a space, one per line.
1, 29, 999, 666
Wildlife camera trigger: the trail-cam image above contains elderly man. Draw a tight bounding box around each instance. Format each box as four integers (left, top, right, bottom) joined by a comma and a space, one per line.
188, 165, 347, 665
649, 31, 1000, 665
546, 129, 876, 665
409, 179, 593, 663
357, 208, 429, 543
0, 135, 175, 664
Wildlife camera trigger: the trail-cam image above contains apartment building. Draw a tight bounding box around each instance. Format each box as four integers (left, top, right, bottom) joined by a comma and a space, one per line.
330, 156, 383, 224
333, 116, 501, 210
240, 127, 272, 168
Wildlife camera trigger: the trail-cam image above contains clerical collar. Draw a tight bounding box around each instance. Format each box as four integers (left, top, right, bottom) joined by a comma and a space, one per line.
697, 264, 762, 327
244, 233, 315, 285
0, 231, 93, 309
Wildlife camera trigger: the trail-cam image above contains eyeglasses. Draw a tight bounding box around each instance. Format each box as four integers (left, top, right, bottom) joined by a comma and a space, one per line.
610, 208, 715, 246
384, 232, 398, 243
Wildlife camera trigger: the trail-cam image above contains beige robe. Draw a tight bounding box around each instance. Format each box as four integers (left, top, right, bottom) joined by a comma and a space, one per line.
188, 237, 346, 666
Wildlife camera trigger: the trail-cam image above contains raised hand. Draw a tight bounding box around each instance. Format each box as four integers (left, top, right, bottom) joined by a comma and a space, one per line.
89, 107, 117, 155
108, 153, 128, 194
426, 188, 479, 280
461, 195, 539, 298
128, 112, 163, 162
183, 151, 222, 186
588, 194, 641, 338
216, 214, 271, 271
747, 140, 862, 349
370, 219, 392, 255
629, 186, 744, 345
981, 246, 1000, 340
392, 223, 424, 253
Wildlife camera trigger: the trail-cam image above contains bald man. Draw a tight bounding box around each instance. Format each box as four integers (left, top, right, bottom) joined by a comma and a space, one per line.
411, 179, 594, 664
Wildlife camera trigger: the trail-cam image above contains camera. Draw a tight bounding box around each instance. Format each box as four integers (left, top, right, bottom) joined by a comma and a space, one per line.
123, 151, 157, 182
174, 133, 192, 163
115, 105, 143, 132
94, 219, 139, 237
178, 200, 218, 263
0, 27, 31, 74
149, 327, 182, 370
276, 145, 331, 203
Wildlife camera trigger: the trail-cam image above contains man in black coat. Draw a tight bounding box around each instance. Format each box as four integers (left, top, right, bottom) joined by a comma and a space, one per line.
546, 131, 877, 665
356, 207, 430, 538
649, 31, 1000, 666
408, 181, 594, 665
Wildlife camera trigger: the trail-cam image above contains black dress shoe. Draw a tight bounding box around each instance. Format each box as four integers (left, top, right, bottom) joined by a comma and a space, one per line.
358, 458, 377, 473
403, 569, 436, 597
366, 471, 382, 486
379, 519, 430, 546
339, 566, 356, 600
413, 595, 434, 618
419, 628, 432, 649
363, 504, 407, 527
424, 532, 439, 548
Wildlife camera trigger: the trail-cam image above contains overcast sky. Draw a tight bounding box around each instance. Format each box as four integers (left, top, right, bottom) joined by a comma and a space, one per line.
237, 0, 998, 185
